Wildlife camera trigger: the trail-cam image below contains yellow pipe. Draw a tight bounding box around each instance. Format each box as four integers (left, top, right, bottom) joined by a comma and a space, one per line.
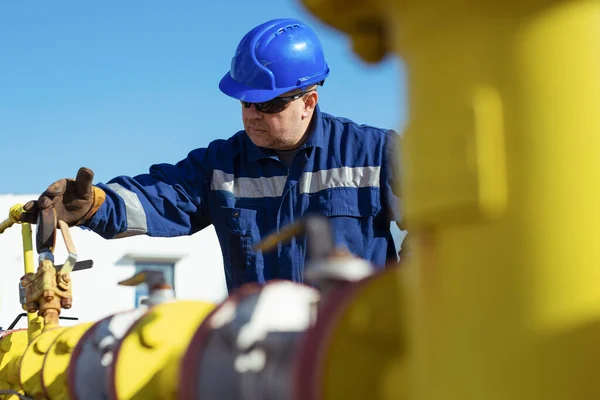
301, 0, 600, 399
21, 223, 34, 276
0, 204, 23, 234
20, 222, 35, 277
19, 326, 67, 399
0, 204, 44, 341
0, 329, 29, 399
21, 222, 43, 342
112, 301, 216, 399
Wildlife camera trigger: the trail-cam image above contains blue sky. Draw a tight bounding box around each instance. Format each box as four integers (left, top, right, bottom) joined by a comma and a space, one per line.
0, 1, 407, 195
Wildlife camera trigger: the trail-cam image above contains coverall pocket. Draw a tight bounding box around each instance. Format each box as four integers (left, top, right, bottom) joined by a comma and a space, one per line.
312, 188, 381, 218
310, 188, 382, 257
222, 207, 259, 283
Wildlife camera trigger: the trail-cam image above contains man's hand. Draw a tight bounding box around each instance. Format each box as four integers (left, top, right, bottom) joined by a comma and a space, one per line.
20, 167, 106, 226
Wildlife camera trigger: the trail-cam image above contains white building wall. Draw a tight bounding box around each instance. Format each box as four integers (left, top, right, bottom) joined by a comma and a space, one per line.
0, 194, 228, 330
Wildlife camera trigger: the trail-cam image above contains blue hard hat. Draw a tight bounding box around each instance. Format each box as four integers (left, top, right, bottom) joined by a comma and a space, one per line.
219, 18, 330, 103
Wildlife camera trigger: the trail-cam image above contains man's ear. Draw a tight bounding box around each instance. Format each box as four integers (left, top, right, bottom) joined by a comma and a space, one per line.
302, 91, 318, 117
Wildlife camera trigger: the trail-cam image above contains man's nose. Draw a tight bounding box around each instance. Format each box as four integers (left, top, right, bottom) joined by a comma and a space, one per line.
243, 103, 263, 119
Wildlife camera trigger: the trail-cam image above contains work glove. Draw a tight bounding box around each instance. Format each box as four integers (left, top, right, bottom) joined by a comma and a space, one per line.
20, 167, 106, 227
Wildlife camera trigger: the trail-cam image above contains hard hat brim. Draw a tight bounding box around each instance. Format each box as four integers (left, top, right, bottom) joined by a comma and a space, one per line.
219, 73, 298, 103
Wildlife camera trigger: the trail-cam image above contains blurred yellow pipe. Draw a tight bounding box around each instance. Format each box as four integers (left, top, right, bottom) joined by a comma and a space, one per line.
300, 0, 600, 399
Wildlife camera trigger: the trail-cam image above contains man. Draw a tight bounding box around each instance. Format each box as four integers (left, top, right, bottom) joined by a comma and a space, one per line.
20, 18, 403, 292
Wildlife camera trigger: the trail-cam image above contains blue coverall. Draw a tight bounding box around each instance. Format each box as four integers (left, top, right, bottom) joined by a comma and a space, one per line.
85, 105, 403, 291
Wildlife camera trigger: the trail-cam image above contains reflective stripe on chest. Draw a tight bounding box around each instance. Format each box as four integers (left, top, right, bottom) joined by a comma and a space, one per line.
210, 166, 380, 198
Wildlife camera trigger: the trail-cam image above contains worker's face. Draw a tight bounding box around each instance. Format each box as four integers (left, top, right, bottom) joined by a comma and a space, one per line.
242, 89, 318, 150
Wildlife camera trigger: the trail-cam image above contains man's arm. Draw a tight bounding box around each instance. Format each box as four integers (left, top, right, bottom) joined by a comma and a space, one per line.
381, 130, 403, 225
84, 148, 212, 239
20, 148, 212, 240
380, 130, 407, 263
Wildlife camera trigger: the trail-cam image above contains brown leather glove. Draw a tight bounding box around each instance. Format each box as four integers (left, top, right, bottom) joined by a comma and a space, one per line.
20, 167, 106, 226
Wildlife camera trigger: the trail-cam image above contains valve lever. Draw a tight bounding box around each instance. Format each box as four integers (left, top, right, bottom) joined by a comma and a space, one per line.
58, 220, 77, 274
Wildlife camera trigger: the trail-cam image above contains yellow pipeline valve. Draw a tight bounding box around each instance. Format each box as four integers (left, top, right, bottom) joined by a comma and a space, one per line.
0, 329, 29, 399
41, 322, 94, 400
1, 204, 97, 399
109, 301, 215, 399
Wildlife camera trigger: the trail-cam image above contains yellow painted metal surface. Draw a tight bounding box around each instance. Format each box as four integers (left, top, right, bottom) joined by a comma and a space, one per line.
0, 204, 43, 342
19, 327, 66, 399
300, 0, 600, 399
20, 221, 44, 342
41, 322, 94, 400
318, 268, 407, 400
112, 301, 216, 399
0, 204, 25, 234
0, 330, 29, 399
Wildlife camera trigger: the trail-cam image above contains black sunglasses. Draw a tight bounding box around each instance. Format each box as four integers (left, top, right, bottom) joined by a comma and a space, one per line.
241, 89, 316, 114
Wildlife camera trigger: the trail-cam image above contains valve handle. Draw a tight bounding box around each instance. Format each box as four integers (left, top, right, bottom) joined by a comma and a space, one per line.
56, 259, 94, 272
254, 214, 335, 261
34, 207, 79, 273
36, 207, 57, 254
118, 270, 170, 290
57, 220, 78, 274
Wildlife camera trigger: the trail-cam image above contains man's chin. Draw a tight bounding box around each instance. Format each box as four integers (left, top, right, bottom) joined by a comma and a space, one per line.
246, 132, 273, 149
